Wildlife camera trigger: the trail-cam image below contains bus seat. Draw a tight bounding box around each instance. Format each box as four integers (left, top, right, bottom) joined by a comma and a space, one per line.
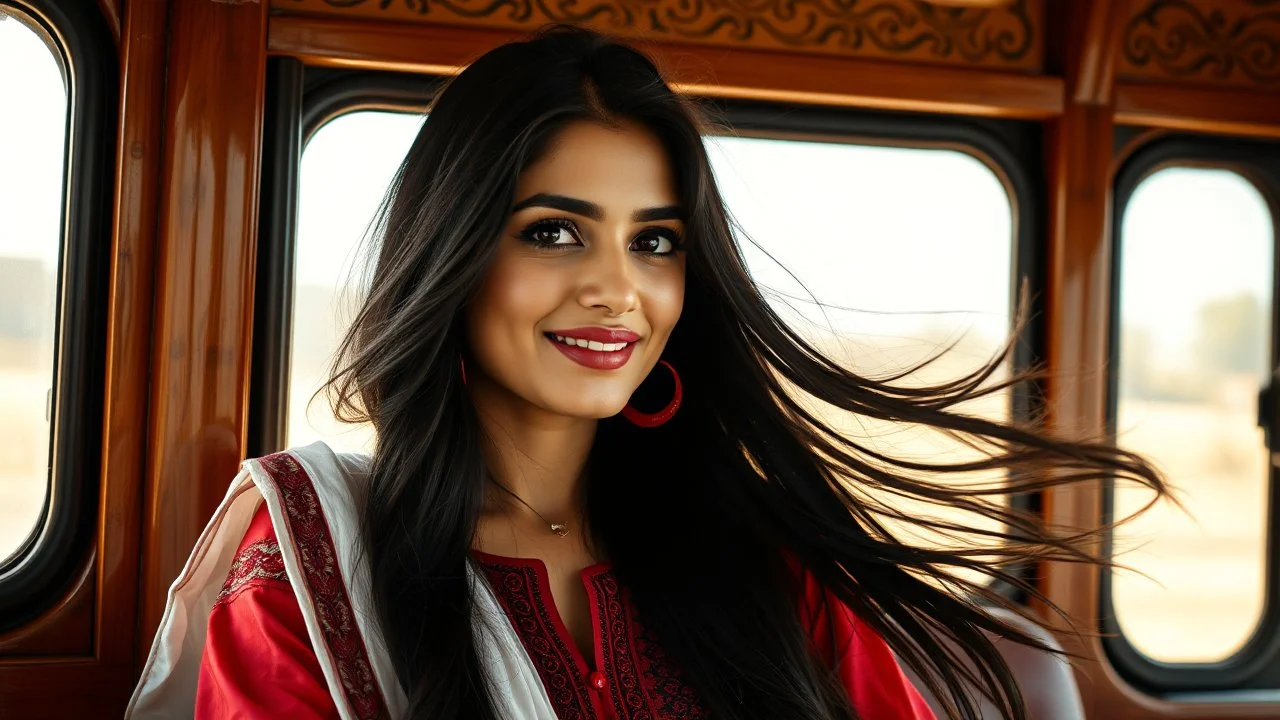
900, 607, 1086, 720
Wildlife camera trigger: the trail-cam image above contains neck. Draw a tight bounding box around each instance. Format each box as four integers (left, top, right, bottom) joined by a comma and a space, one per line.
468, 372, 596, 522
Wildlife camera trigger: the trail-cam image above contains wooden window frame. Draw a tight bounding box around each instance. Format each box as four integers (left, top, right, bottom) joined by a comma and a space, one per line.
1104, 134, 1280, 695
0, 0, 116, 633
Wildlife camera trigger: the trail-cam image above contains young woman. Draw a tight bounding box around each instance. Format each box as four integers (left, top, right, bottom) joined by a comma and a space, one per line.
128, 25, 1165, 720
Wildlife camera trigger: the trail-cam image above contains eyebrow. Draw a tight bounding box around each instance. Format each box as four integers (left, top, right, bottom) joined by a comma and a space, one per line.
511, 193, 683, 223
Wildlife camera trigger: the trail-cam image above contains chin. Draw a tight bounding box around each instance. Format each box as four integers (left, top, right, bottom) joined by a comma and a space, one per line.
547, 398, 629, 421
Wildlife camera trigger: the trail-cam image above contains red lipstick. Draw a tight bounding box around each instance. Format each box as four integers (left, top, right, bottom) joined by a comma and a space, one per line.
546, 327, 642, 371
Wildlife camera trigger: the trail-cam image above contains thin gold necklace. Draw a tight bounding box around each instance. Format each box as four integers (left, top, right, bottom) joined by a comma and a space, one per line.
500, 488, 570, 537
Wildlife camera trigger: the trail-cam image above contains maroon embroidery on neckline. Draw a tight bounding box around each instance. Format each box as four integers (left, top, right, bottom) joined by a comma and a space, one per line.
478, 560, 595, 720
631, 615, 706, 718
476, 554, 708, 720
258, 452, 388, 720
215, 538, 287, 606
589, 572, 652, 719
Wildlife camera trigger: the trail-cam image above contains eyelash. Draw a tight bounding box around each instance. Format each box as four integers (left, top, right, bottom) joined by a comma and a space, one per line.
517, 218, 683, 255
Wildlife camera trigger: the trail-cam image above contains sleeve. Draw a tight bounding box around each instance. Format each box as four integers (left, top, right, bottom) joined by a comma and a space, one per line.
798, 569, 936, 720
195, 503, 341, 720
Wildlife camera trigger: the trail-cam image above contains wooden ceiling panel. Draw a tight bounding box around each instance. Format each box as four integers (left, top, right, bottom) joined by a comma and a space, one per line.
270, 0, 1045, 71
1120, 0, 1280, 87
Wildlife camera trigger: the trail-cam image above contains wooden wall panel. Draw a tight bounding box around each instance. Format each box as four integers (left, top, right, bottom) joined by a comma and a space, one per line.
1045, 2, 1280, 718
103, 0, 168, 680
96, 0, 121, 42
269, 15, 1064, 118
0, 0, 167, 715
1116, 80, 1280, 137
1120, 0, 1280, 87
138, 0, 270, 645
271, 0, 1045, 71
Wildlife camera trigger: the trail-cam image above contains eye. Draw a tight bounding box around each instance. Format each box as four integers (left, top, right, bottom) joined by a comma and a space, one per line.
518, 218, 581, 248
631, 228, 682, 255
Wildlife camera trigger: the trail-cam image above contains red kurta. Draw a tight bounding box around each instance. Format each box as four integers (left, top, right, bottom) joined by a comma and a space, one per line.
195, 505, 934, 719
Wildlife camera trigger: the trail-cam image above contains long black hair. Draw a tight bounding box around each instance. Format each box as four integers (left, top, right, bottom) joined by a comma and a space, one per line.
327, 25, 1166, 720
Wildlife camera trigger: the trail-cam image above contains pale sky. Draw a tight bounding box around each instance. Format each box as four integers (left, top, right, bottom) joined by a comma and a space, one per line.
0, 13, 67, 270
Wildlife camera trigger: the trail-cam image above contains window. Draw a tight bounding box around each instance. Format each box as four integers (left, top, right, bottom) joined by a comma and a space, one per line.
262, 76, 1037, 570
289, 110, 425, 452
705, 133, 1018, 552
1107, 137, 1280, 692
0, 6, 66, 564
0, 0, 114, 632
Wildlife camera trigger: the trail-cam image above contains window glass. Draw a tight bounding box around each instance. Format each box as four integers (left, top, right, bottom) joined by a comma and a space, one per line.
291, 114, 1016, 553
0, 9, 68, 564
290, 111, 425, 452
707, 136, 1014, 551
1113, 166, 1273, 663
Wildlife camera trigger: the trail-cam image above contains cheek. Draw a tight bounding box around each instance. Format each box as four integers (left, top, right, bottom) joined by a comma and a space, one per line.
468, 255, 560, 353
643, 263, 686, 340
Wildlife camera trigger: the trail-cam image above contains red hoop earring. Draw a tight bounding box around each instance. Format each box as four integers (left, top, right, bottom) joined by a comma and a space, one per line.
622, 360, 682, 428
460, 356, 467, 385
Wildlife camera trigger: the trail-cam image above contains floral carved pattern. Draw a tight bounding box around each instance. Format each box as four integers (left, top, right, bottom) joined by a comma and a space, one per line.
274, 0, 1043, 69
1122, 0, 1280, 85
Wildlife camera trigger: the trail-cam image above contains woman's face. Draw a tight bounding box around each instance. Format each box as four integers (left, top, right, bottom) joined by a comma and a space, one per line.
466, 119, 686, 420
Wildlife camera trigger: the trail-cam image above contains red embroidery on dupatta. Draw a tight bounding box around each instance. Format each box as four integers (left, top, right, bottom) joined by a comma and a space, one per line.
214, 539, 287, 606
258, 452, 388, 720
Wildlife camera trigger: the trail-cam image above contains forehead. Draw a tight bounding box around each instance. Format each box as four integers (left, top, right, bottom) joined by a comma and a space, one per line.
515, 120, 679, 209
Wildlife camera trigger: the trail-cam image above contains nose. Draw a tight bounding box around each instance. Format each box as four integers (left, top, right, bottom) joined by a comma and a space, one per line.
576, 242, 639, 317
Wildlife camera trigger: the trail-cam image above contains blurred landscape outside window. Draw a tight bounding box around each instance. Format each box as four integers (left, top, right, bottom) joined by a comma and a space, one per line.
1113, 166, 1273, 663
0, 10, 68, 565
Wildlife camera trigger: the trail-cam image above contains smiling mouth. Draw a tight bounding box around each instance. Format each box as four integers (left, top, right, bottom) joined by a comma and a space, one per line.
545, 329, 640, 371
549, 334, 632, 352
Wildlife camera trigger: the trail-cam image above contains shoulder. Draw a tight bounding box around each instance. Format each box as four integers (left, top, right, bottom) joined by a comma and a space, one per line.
249, 441, 372, 484
245, 441, 373, 510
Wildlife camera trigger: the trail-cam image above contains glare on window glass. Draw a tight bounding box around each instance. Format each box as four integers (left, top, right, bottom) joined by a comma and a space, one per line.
291, 115, 1016, 555
291, 112, 425, 453
0, 11, 67, 564
707, 136, 1014, 550
1113, 166, 1273, 663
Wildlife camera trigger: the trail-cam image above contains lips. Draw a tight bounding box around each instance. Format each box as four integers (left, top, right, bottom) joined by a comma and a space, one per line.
546, 326, 642, 371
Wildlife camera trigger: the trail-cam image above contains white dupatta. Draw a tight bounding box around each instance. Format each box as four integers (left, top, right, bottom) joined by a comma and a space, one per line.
125, 441, 557, 720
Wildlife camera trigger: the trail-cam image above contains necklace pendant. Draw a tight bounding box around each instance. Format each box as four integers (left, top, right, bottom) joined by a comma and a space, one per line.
550, 523, 569, 537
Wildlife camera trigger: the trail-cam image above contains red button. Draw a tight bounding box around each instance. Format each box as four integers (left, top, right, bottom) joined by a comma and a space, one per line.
589, 671, 607, 690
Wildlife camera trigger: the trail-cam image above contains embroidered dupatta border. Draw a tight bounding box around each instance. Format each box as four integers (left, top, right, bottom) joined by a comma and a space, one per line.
258, 451, 389, 720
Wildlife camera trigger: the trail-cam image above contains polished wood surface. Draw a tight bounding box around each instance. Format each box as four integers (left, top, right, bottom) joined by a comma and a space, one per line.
138, 0, 270, 648
0, 0, 169, 715
1116, 81, 1280, 139
1119, 0, 1280, 88
268, 15, 1066, 118
1040, 3, 1279, 718
7, 0, 1280, 717
0, 555, 95, 656
95, 0, 121, 43
273, 0, 1046, 71
103, 0, 170, 680
1069, 0, 1124, 105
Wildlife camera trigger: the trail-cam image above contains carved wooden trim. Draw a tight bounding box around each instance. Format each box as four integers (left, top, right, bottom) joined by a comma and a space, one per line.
1120, 0, 1280, 86
270, 0, 1044, 70
268, 15, 1064, 117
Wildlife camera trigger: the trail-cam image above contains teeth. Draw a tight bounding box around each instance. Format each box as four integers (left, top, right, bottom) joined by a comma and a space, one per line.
550, 335, 630, 352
